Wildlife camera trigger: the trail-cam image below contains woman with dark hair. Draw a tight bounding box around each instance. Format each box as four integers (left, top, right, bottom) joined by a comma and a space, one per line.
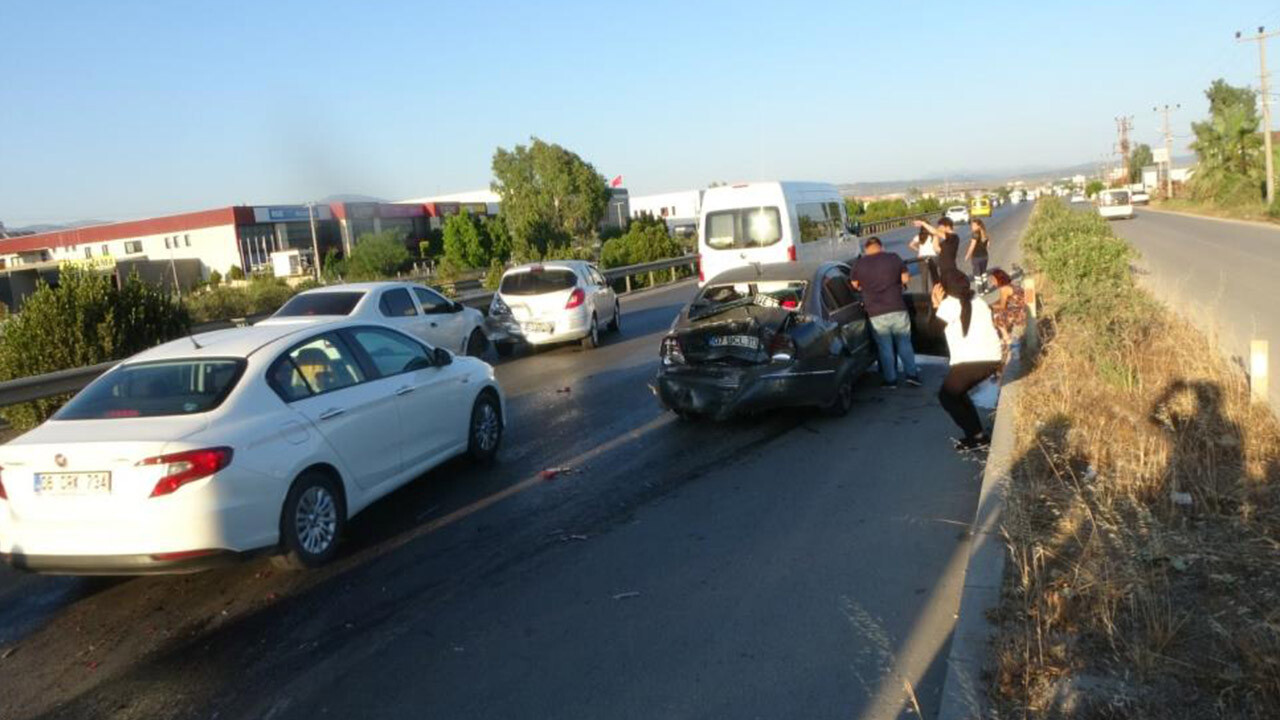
966, 218, 991, 289
987, 267, 1028, 355
932, 269, 1003, 450
912, 217, 961, 277
908, 224, 940, 289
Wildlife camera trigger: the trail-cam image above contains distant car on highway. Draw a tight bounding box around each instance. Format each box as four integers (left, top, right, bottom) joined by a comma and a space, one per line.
488, 261, 620, 355
1097, 189, 1135, 220
654, 261, 879, 421
0, 320, 506, 574
261, 282, 489, 357
696, 181, 856, 285
1131, 190, 1151, 205
945, 205, 970, 224
970, 196, 992, 217
1070, 193, 1087, 203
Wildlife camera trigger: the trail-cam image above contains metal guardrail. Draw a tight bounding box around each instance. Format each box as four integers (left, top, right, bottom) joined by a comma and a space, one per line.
0, 255, 704, 410
854, 211, 936, 237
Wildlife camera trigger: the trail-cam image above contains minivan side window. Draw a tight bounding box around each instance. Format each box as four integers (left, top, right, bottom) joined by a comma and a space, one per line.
705, 207, 782, 250
796, 202, 841, 244
379, 288, 418, 317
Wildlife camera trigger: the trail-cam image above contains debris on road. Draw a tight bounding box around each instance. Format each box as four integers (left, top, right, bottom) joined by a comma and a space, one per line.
556, 387, 571, 394
540, 467, 574, 481
1171, 491, 1193, 506
1, 646, 16, 660
611, 591, 641, 601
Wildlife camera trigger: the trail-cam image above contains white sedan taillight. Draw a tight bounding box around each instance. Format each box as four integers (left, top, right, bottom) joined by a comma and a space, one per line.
138, 447, 234, 498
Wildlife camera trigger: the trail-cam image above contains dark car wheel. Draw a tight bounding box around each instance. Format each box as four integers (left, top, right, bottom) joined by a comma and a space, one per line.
607, 302, 621, 333
580, 315, 600, 349
495, 341, 516, 358
467, 391, 503, 463
465, 328, 487, 356
273, 471, 345, 570
822, 372, 856, 417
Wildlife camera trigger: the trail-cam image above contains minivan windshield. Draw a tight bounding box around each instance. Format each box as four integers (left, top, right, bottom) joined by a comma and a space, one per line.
274, 291, 365, 317
1101, 191, 1131, 206
56, 359, 245, 420
500, 269, 577, 295
704, 207, 783, 250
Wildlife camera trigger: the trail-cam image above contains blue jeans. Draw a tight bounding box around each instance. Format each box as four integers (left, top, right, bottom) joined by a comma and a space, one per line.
869, 310, 918, 383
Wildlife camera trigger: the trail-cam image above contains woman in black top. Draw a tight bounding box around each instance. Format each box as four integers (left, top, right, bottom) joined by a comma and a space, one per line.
966, 218, 991, 286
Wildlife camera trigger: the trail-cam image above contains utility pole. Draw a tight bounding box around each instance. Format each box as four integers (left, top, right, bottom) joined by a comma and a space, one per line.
1237, 26, 1277, 204
1154, 104, 1180, 198
307, 202, 321, 281
1115, 115, 1134, 185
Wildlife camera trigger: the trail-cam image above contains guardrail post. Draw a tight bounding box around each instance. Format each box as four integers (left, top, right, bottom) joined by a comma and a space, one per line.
670, 266, 677, 283
1251, 339, 1269, 403
648, 270, 655, 287
1023, 278, 1038, 318
625, 275, 632, 293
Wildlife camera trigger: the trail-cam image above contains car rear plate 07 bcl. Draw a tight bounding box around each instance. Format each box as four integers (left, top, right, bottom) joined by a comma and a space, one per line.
708, 335, 760, 350
34, 471, 112, 496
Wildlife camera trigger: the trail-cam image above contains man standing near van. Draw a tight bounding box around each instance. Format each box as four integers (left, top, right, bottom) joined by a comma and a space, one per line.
851, 237, 921, 388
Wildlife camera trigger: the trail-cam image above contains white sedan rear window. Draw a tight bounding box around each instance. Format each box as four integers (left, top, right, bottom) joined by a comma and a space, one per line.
56, 360, 245, 419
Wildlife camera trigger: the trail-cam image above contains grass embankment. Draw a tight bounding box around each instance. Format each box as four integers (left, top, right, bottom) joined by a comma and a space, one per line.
992, 198, 1280, 717
1153, 198, 1280, 226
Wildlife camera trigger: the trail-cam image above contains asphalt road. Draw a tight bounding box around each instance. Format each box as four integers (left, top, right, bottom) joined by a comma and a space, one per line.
0, 203, 1031, 720
1105, 208, 1280, 410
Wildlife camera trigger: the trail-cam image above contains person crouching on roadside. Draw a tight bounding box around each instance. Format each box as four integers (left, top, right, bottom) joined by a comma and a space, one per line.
932, 269, 1003, 451
851, 236, 921, 388
987, 267, 1028, 358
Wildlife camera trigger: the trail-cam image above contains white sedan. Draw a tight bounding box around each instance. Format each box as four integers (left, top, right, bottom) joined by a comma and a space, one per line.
260, 282, 489, 357
0, 320, 506, 574
944, 205, 970, 224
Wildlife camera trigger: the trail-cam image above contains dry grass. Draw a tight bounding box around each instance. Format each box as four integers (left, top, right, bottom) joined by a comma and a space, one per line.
992, 302, 1280, 717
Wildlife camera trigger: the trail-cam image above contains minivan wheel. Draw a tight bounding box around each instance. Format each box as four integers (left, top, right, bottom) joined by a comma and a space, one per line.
822, 372, 856, 417
465, 328, 487, 357
467, 392, 503, 463
580, 315, 600, 349
273, 471, 345, 570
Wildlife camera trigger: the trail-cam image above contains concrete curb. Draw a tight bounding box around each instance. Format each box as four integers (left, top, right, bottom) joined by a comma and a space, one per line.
935, 333, 1033, 720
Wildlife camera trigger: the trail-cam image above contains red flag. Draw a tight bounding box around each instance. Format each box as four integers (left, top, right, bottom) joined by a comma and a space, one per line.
610, 175, 623, 188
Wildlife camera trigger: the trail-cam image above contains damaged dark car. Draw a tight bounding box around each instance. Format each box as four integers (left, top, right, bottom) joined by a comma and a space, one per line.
655, 261, 877, 421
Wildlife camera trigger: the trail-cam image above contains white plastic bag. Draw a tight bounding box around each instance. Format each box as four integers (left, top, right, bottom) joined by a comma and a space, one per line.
969, 375, 1001, 409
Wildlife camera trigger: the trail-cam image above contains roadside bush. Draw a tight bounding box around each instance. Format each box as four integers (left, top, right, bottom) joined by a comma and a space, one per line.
185, 278, 297, 323
443, 213, 488, 269
227, 265, 245, 281
483, 258, 505, 291
0, 269, 189, 429
600, 216, 682, 269
208, 269, 222, 287
346, 230, 411, 280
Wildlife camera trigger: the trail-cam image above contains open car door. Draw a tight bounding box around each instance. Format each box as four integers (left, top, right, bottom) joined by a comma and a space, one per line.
903, 258, 949, 357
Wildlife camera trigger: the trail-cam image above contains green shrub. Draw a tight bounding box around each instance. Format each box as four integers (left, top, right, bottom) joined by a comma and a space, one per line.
483, 258, 505, 291
0, 269, 189, 429
443, 213, 488, 268
227, 265, 245, 281
292, 278, 323, 293
346, 230, 411, 280
208, 269, 222, 287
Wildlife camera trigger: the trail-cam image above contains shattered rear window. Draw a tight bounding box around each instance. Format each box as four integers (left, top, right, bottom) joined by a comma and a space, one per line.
689, 281, 807, 320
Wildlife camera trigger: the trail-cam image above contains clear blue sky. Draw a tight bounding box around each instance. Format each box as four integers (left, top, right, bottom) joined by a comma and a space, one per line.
2, 0, 1277, 225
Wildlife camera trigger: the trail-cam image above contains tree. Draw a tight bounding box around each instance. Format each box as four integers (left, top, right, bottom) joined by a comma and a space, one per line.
1188, 79, 1266, 205
491, 137, 610, 258
442, 213, 488, 268
1085, 180, 1105, 197
346, 229, 412, 280
0, 268, 189, 429
481, 214, 513, 263
1128, 143, 1154, 184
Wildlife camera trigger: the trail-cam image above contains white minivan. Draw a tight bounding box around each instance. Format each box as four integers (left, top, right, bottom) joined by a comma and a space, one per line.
697, 182, 856, 284
1097, 189, 1135, 220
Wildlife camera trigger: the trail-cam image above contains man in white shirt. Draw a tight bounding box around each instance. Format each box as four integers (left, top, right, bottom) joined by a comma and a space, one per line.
932, 270, 1004, 450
